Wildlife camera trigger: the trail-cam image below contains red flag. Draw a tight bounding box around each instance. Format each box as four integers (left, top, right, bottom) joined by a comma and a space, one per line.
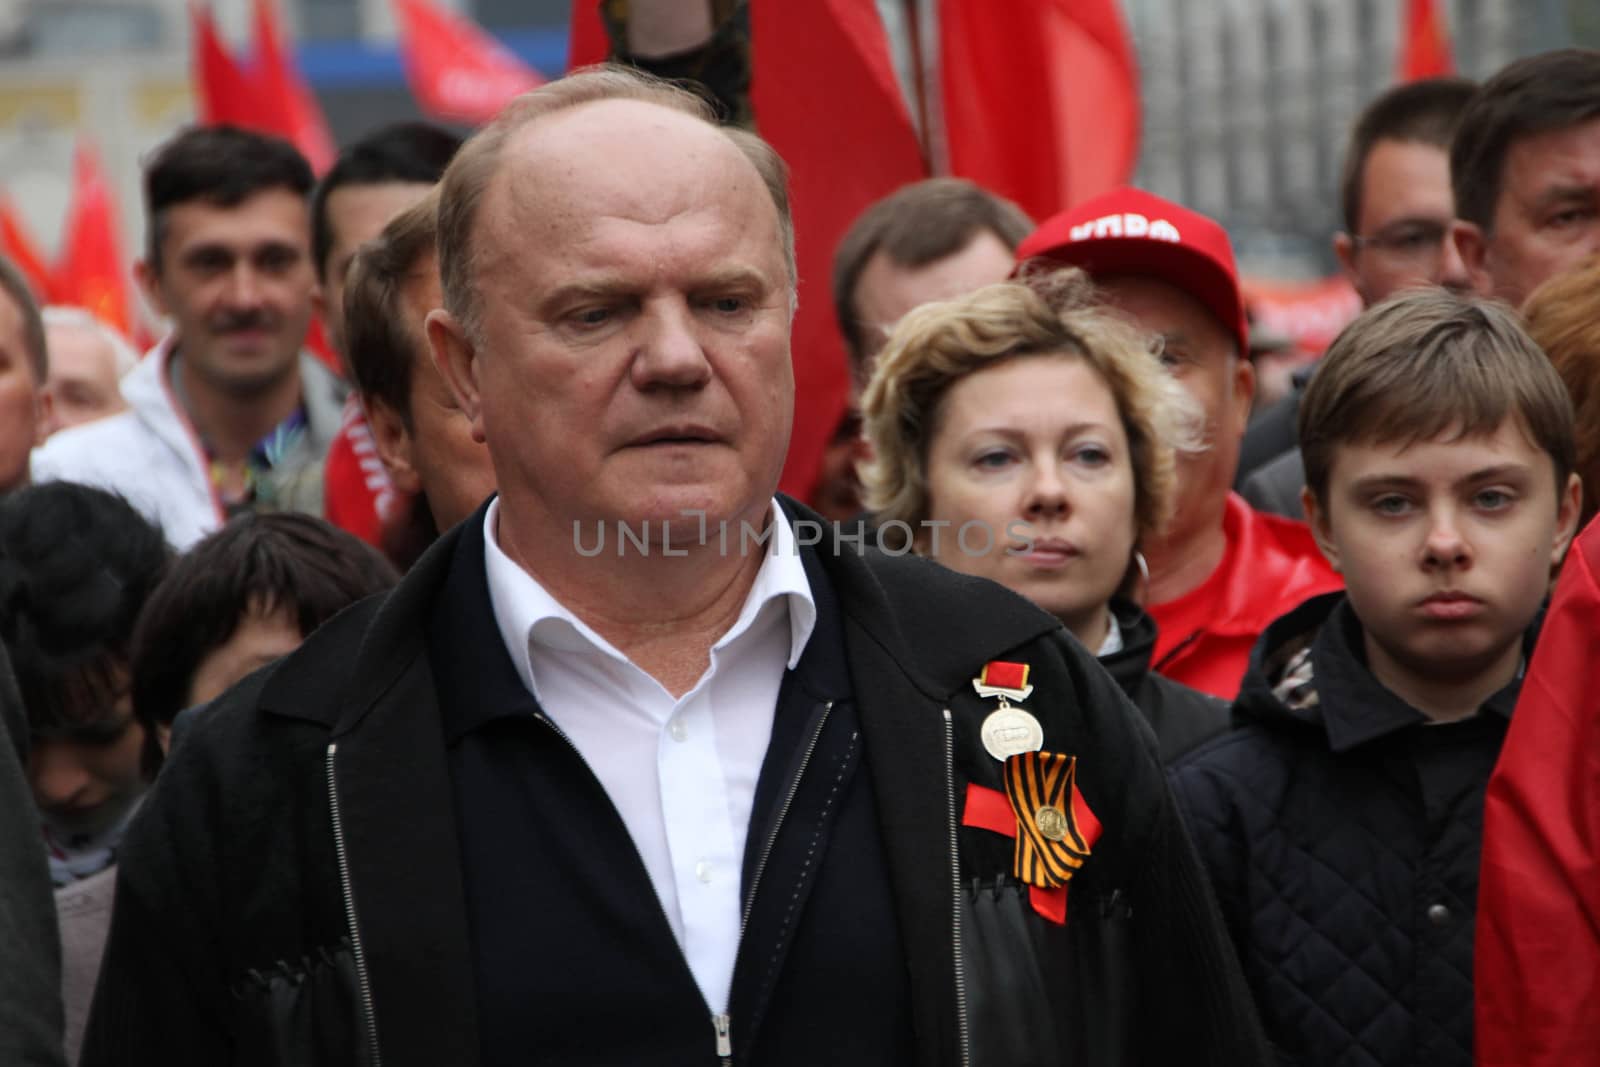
566, 1, 610, 70
394, 0, 544, 126
939, 0, 1139, 222
748, 0, 928, 498
252, 0, 337, 172
56, 140, 134, 335
1398, 0, 1454, 81
0, 195, 57, 303
190, 1, 257, 127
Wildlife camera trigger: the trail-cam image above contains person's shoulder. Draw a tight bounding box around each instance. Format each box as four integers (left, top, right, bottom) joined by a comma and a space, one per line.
1238, 448, 1305, 520
30, 411, 155, 478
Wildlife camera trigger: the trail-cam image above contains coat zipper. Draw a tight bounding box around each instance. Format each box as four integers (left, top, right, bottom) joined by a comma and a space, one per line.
943, 709, 971, 1067
714, 700, 835, 1065
326, 743, 382, 1067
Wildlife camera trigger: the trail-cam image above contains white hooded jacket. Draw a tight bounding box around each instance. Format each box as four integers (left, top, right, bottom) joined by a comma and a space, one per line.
30, 338, 344, 550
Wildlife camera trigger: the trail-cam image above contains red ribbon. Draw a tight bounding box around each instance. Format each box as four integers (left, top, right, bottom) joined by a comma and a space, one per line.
962, 782, 1069, 924
979, 660, 1030, 691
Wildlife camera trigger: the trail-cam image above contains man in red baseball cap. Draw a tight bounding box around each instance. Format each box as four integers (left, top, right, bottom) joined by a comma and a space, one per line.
1018, 187, 1341, 699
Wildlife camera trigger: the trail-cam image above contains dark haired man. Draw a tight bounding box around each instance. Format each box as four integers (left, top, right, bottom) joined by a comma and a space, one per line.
342, 191, 495, 562
820, 178, 1030, 518
0, 253, 48, 495
309, 122, 462, 549
32, 125, 342, 549
1452, 48, 1600, 307
1239, 76, 1477, 515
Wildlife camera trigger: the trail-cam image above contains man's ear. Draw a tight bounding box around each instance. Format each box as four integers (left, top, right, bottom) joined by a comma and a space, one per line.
1301, 485, 1341, 572
1450, 221, 1494, 297
133, 258, 169, 319
1553, 471, 1584, 570
365, 396, 422, 495
1332, 232, 1366, 305
426, 309, 485, 445
311, 282, 328, 331
1230, 352, 1256, 438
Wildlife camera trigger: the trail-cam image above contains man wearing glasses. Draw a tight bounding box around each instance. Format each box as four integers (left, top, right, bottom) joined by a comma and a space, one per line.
1239, 77, 1477, 516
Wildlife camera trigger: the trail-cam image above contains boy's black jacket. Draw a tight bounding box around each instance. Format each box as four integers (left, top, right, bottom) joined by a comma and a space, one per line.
1170, 591, 1533, 1067
83, 498, 1268, 1067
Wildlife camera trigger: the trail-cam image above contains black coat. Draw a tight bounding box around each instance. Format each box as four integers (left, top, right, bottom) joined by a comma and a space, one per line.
84, 499, 1268, 1067
1099, 599, 1230, 762
1169, 592, 1528, 1067
0, 640, 67, 1067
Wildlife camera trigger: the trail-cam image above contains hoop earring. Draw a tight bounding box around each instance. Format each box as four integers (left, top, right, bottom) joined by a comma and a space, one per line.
1133, 550, 1150, 605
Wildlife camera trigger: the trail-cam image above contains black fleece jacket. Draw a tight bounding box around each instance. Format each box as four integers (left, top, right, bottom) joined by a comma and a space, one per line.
84, 499, 1268, 1067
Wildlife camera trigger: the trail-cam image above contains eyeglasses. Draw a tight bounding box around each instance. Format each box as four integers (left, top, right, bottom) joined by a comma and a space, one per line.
1348, 220, 1451, 269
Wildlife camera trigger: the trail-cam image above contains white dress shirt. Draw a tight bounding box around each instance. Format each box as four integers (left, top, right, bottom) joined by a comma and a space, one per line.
483, 500, 816, 1014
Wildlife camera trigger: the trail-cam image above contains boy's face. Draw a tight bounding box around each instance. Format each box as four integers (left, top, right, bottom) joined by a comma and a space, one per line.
1304, 419, 1580, 686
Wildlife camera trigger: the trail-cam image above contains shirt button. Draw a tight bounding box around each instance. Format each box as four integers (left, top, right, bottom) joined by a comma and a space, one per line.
669, 719, 688, 742
1427, 904, 1451, 927
695, 860, 713, 884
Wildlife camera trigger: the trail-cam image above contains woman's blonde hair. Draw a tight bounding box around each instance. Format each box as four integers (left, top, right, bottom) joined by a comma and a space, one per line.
860, 266, 1200, 537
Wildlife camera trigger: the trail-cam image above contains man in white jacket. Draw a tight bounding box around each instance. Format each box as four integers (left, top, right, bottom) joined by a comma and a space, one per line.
32, 126, 342, 549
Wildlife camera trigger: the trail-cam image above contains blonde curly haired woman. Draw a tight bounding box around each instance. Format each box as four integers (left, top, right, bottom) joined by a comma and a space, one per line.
862, 267, 1227, 761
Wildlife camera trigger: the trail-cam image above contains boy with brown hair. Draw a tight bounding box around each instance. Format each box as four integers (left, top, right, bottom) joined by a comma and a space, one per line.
1169, 288, 1582, 1067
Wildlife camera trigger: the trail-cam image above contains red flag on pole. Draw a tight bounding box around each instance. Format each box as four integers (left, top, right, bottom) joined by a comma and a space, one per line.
55, 140, 134, 335
939, 0, 1139, 222
566, 1, 610, 70
251, 0, 337, 172
190, 1, 257, 127
748, 0, 928, 498
1398, 0, 1455, 81
0, 195, 57, 303
394, 0, 544, 126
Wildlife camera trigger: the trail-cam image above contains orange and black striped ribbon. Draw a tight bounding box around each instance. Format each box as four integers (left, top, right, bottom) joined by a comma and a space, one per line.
1002, 751, 1100, 889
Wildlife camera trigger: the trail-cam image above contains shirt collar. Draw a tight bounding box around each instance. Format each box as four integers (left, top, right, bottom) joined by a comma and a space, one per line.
484, 499, 817, 701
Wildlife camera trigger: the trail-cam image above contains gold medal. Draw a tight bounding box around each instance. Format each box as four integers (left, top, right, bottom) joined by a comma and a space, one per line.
974, 660, 1043, 761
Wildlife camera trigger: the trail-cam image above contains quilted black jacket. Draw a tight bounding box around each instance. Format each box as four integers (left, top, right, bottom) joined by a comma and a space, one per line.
1168, 592, 1529, 1067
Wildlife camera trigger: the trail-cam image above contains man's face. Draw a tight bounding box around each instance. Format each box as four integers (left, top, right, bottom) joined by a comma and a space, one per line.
140, 188, 314, 396
317, 181, 435, 357
386, 256, 496, 530
1305, 420, 1579, 691
431, 100, 795, 550
28, 682, 146, 840
1335, 139, 1469, 306
40, 321, 127, 437
1099, 275, 1252, 549
1456, 116, 1600, 307
0, 288, 42, 492
852, 229, 1016, 388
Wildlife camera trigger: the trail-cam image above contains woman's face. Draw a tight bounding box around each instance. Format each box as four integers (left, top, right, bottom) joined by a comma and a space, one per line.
922, 354, 1138, 642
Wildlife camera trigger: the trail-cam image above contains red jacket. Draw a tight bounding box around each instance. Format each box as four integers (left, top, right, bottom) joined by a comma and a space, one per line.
1476, 518, 1600, 1066
1149, 493, 1343, 700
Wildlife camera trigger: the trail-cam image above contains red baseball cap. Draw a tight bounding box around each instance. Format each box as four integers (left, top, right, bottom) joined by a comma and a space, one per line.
1016, 187, 1250, 357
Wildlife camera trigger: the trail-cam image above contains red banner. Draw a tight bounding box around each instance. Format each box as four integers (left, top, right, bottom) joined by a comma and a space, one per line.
1241, 276, 1362, 356
56, 140, 134, 336
1399, 0, 1455, 82
395, 0, 544, 126
940, 0, 1139, 222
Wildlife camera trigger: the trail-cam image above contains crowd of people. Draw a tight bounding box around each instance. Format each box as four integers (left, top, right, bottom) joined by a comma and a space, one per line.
1, 20, 1599, 1067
